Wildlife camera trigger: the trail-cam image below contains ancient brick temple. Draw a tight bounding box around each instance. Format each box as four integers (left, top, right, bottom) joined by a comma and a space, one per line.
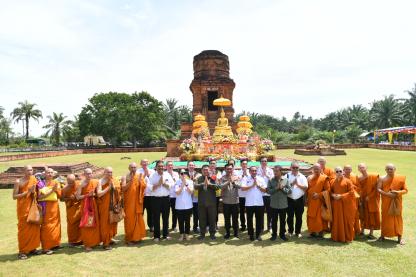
181, 50, 236, 139
166, 50, 237, 157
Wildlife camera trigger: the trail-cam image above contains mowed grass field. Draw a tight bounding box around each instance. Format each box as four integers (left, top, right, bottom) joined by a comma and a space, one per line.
0, 149, 414, 276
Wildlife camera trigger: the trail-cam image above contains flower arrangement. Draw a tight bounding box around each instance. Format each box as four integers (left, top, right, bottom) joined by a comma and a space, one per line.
179, 138, 195, 154
260, 139, 274, 152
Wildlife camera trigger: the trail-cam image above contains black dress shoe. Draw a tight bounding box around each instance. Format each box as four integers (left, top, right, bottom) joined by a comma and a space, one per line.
240, 227, 246, 231
270, 236, 277, 241
224, 233, 230, 239
197, 235, 205, 240
250, 236, 255, 241
280, 235, 289, 241
210, 234, 216, 240
256, 237, 262, 241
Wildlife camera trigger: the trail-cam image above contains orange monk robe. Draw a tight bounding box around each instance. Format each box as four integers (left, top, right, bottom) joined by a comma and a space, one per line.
39, 180, 62, 250
323, 167, 336, 180
124, 173, 147, 243
330, 177, 356, 242
62, 180, 82, 244
16, 176, 41, 254
80, 179, 101, 248
380, 175, 408, 237
359, 174, 380, 230
345, 174, 361, 235
307, 174, 330, 233
97, 178, 121, 246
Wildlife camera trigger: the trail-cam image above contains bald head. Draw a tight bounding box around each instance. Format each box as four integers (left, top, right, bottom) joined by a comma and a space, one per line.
385, 163, 396, 176
312, 163, 322, 175
343, 165, 352, 176
67, 174, 76, 185
24, 165, 33, 177
334, 166, 343, 179
104, 167, 113, 178
84, 168, 93, 180
45, 167, 55, 180
129, 162, 137, 173
318, 157, 327, 168
358, 163, 367, 175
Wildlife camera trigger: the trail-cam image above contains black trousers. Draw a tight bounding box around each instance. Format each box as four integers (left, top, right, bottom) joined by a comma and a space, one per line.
198, 204, 216, 236
169, 198, 178, 229
151, 196, 170, 239
239, 197, 246, 228
262, 196, 271, 230
271, 208, 287, 237
143, 196, 154, 229
192, 202, 199, 231
223, 203, 239, 235
216, 197, 220, 225
177, 208, 192, 235
287, 197, 304, 235
246, 206, 264, 239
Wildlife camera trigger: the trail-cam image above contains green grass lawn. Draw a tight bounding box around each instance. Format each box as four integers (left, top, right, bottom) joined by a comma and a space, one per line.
0, 149, 414, 276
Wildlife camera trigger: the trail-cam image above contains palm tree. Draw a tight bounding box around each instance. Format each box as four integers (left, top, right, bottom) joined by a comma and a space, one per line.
10, 106, 25, 136
369, 95, 403, 129
0, 117, 13, 144
11, 100, 42, 139
404, 84, 416, 125
43, 112, 72, 145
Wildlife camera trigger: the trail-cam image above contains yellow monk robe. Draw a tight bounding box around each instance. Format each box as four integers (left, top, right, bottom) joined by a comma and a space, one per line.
97, 178, 121, 246
39, 180, 62, 250
359, 174, 380, 230
62, 180, 82, 244
80, 179, 101, 248
345, 174, 361, 235
307, 174, 330, 233
323, 167, 336, 180
380, 175, 408, 237
124, 173, 147, 243
17, 176, 41, 254
330, 177, 356, 242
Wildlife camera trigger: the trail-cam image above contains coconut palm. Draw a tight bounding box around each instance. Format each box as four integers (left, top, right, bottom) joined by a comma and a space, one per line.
11, 100, 42, 139
369, 95, 403, 129
404, 84, 416, 125
43, 112, 72, 145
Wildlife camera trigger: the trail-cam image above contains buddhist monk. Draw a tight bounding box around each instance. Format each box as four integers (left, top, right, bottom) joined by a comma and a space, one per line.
377, 163, 408, 245
330, 166, 356, 243
122, 163, 147, 245
96, 167, 121, 250
357, 163, 380, 239
61, 174, 82, 246
76, 168, 101, 251
38, 168, 61, 254
306, 163, 330, 239
318, 157, 335, 180
13, 165, 41, 260
343, 165, 361, 237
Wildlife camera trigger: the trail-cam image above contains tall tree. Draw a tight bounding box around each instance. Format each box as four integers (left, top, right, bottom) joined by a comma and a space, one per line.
404, 84, 416, 125
43, 112, 72, 145
369, 95, 403, 128
10, 100, 42, 139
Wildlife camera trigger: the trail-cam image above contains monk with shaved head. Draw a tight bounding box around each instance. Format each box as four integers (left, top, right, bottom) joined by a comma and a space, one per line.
318, 157, 335, 180
76, 168, 101, 251
343, 165, 361, 237
61, 174, 82, 246
122, 162, 147, 245
13, 165, 41, 260
377, 163, 408, 245
96, 167, 121, 250
357, 163, 380, 239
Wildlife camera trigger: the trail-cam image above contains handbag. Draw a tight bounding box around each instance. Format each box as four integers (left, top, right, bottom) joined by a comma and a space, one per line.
79, 196, 96, 228
321, 190, 332, 222
27, 195, 42, 224
388, 198, 401, 216
109, 186, 125, 224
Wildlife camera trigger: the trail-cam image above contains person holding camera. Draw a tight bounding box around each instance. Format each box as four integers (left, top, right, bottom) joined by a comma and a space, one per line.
175, 169, 194, 241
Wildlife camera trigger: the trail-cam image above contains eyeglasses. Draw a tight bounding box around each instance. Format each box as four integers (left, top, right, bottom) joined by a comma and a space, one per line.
335, 170, 343, 173
291, 167, 299, 169
261, 160, 267, 163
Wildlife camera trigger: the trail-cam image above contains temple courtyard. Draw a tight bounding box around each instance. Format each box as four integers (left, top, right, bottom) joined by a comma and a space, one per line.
0, 148, 414, 276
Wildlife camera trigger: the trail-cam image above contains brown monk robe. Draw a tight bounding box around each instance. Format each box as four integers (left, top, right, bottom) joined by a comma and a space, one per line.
330, 167, 356, 242
122, 163, 147, 244
306, 163, 330, 238
38, 168, 62, 254
61, 174, 82, 245
378, 163, 408, 245
76, 168, 101, 251
358, 163, 380, 238
343, 165, 361, 236
13, 165, 41, 259
96, 167, 121, 250
318, 157, 336, 180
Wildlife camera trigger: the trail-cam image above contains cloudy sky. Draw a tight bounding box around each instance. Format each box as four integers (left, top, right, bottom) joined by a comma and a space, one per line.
1, 0, 415, 136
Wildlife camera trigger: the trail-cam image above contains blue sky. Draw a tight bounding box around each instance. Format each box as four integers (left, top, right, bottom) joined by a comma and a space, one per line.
1, 0, 415, 136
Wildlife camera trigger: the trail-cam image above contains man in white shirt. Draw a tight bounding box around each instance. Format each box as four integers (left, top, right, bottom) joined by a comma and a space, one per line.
137, 159, 155, 232
166, 161, 179, 232
235, 159, 249, 231
147, 160, 174, 241
286, 161, 308, 238
242, 166, 267, 241
257, 157, 274, 232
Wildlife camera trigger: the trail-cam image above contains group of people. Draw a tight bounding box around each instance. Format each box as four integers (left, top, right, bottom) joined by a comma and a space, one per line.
13, 157, 408, 260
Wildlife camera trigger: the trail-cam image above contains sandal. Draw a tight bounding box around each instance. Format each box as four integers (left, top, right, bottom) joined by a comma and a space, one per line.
43, 250, 54, 255
398, 239, 406, 245
367, 234, 376, 240
18, 253, 28, 260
